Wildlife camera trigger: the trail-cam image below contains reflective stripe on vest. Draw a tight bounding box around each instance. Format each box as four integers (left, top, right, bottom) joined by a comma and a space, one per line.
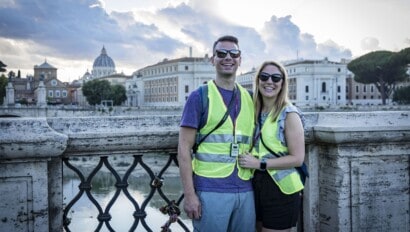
193, 81, 254, 179
195, 153, 237, 163
258, 107, 304, 194
196, 133, 252, 144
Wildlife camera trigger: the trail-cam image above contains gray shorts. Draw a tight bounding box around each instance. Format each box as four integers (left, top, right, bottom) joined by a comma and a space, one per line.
192, 191, 255, 232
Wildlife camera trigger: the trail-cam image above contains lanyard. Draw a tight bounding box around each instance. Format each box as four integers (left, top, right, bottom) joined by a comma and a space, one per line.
249, 110, 263, 152
226, 86, 238, 143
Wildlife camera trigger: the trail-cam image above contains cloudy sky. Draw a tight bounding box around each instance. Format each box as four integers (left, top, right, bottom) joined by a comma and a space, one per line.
0, 0, 409, 82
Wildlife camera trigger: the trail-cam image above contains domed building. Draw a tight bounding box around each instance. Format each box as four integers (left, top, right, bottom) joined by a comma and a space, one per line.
75, 46, 132, 106
91, 46, 116, 79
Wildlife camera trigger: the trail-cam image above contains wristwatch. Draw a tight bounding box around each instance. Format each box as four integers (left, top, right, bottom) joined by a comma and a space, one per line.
259, 158, 267, 171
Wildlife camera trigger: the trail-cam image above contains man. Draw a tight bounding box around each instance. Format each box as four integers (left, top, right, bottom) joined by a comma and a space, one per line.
178, 35, 255, 231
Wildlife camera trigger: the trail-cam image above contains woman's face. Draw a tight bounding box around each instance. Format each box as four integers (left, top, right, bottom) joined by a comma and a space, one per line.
257, 64, 283, 99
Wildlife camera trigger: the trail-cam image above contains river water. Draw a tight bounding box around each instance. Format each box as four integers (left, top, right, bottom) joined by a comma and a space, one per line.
63, 155, 192, 232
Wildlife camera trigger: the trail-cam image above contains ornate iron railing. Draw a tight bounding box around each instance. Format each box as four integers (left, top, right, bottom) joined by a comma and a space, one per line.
62, 153, 190, 232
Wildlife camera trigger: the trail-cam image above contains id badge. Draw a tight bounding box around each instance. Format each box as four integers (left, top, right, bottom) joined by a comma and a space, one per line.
230, 143, 239, 157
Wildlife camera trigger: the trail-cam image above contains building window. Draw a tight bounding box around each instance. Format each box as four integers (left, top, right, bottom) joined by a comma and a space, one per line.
337, 86, 341, 93
185, 85, 189, 93
305, 86, 309, 93
371, 86, 374, 92
48, 90, 53, 97
305, 96, 309, 100
185, 66, 189, 71
55, 90, 60, 97
321, 82, 326, 92
356, 86, 359, 93
51, 80, 57, 86
363, 86, 367, 92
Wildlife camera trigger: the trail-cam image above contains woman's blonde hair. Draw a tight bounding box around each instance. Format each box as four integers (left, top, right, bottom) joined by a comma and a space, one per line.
253, 60, 290, 123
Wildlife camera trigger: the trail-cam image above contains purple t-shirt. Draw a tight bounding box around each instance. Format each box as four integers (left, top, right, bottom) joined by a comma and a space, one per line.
180, 84, 253, 193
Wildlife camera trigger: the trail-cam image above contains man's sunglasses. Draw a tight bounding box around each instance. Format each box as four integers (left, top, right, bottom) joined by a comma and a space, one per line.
258, 72, 283, 83
214, 49, 241, 59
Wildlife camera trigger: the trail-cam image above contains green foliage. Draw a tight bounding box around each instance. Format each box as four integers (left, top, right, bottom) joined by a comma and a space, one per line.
0, 74, 8, 105
393, 86, 410, 104
347, 47, 410, 104
82, 79, 127, 106
82, 79, 111, 105
0, 60, 6, 72
18, 98, 28, 105
109, 84, 127, 105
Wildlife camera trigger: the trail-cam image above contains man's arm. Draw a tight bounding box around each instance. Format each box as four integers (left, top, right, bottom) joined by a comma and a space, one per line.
177, 126, 201, 219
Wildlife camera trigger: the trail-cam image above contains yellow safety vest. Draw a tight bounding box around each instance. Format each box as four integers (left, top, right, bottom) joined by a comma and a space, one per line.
256, 107, 304, 194
193, 81, 254, 180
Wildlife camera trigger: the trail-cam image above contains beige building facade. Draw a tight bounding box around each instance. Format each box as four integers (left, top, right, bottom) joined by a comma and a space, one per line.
127, 55, 215, 107
236, 58, 408, 107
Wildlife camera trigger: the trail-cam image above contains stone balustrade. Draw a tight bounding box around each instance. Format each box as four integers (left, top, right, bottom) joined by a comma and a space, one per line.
0, 111, 409, 232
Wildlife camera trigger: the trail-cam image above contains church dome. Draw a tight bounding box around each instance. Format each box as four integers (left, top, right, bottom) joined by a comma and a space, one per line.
93, 46, 115, 68
91, 46, 116, 79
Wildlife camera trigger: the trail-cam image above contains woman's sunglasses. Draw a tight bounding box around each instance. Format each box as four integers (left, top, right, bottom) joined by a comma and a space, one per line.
214, 49, 241, 59
258, 72, 283, 83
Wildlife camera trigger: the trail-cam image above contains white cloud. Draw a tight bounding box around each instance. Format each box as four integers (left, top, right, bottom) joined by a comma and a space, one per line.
1, 0, 408, 82
361, 37, 381, 52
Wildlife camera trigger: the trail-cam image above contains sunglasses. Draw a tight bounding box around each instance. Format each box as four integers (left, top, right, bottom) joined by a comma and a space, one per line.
214, 49, 241, 59
258, 72, 283, 82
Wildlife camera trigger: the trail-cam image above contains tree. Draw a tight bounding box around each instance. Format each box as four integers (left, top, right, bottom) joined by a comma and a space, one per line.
109, 84, 127, 105
8, 70, 15, 79
347, 48, 410, 105
82, 79, 127, 106
393, 86, 410, 104
0, 60, 6, 73
82, 79, 111, 105
0, 74, 8, 105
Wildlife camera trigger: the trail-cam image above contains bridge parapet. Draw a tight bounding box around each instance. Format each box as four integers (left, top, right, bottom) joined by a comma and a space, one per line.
0, 111, 409, 231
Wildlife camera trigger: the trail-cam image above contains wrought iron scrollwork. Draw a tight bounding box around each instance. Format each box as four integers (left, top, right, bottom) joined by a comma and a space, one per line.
63, 153, 190, 232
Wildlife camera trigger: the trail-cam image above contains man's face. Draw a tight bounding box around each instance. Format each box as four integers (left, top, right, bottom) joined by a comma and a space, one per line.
211, 41, 241, 77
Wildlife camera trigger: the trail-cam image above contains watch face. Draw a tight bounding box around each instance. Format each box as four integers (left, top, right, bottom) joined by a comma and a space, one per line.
260, 161, 267, 170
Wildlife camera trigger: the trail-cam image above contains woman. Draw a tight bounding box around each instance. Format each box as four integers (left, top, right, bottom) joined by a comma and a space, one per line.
238, 61, 305, 232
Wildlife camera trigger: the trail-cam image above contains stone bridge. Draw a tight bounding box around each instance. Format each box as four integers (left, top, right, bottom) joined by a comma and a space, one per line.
0, 111, 409, 231
0, 106, 184, 118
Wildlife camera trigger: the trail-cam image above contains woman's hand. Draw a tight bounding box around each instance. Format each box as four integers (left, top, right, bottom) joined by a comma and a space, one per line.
238, 152, 260, 169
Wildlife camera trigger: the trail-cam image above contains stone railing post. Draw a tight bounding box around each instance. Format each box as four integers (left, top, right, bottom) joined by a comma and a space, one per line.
304, 111, 410, 232
0, 118, 68, 232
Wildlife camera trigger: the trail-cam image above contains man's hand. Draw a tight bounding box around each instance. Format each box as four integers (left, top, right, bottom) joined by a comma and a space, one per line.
183, 193, 202, 219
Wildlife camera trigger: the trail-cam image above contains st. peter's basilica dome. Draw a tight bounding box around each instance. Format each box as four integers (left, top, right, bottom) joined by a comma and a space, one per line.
91, 46, 116, 78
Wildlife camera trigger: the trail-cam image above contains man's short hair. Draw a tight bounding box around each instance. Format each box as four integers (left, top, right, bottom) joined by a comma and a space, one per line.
213, 35, 239, 52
